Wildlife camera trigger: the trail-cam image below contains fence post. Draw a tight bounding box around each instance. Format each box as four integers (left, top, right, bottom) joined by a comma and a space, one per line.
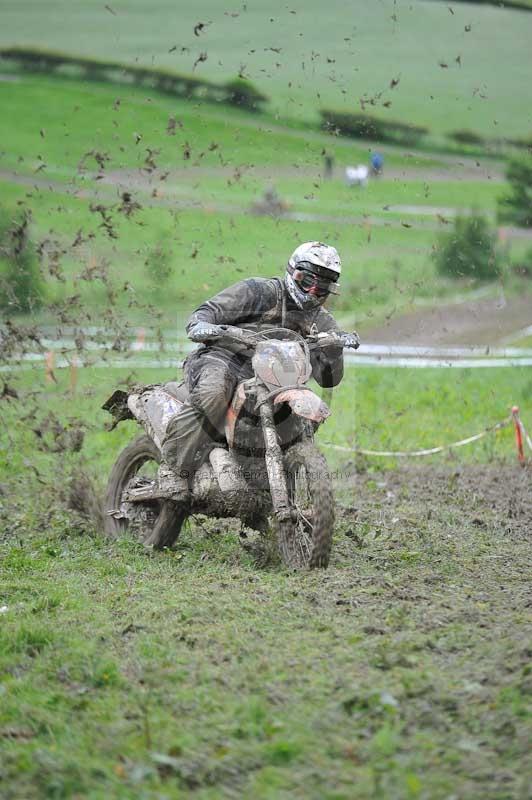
132, 327, 145, 352
511, 406, 525, 466
45, 350, 55, 384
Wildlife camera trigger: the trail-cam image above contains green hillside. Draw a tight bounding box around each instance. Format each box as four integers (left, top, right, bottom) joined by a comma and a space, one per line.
1, 0, 532, 138
2, 73, 522, 333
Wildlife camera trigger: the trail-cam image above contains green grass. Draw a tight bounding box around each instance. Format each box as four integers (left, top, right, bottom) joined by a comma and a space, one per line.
1, 363, 531, 799
513, 334, 532, 347
2, 363, 530, 484
0, 173, 449, 328
0, 76, 337, 174
3, 72, 527, 337
452, 0, 532, 9
1, 514, 530, 799
1, 0, 532, 140
2, 514, 529, 799
0, 73, 441, 175
10, 164, 520, 334
325, 364, 532, 465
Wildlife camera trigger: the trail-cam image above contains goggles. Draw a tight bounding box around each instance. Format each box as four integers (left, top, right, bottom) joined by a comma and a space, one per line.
292, 263, 340, 297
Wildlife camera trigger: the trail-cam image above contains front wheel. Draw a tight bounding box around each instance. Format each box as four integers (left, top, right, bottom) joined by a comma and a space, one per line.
278, 442, 334, 569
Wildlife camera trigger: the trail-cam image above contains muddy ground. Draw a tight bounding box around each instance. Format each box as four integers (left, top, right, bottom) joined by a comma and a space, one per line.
1, 455, 531, 798
336, 461, 532, 546
364, 294, 532, 346
2, 151, 531, 796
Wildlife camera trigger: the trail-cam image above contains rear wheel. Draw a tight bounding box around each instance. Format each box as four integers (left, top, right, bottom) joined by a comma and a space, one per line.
104, 434, 186, 548
278, 442, 334, 569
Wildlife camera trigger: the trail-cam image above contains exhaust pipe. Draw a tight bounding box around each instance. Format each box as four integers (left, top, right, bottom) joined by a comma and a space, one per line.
209, 448, 247, 495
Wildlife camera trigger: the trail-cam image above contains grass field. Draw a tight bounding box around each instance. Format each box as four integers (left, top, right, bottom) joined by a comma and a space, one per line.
2, 72, 529, 334
2, 363, 530, 485
1, 7, 532, 796
0, 175, 450, 327
0, 73, 447, 176
1, 363, 531, 799
1, 0, 532, 139
1, 473, 530, 800
0, 76, 376, 174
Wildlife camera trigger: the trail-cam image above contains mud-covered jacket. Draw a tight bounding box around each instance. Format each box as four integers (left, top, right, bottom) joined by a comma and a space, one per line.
186, 277, 344, 388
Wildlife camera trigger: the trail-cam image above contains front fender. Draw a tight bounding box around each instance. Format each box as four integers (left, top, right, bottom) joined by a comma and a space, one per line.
274, 389, 330, 423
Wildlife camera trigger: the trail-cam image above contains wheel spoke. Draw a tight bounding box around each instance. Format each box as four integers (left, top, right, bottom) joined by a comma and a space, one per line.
290, 465, 314, 562
294, 505, 313, 529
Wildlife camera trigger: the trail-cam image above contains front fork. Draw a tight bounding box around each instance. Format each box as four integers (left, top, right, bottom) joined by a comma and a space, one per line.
258, 397, 292, 523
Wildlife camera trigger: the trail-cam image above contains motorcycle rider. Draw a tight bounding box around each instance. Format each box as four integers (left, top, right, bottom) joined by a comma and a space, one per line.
161, 241, 360, 501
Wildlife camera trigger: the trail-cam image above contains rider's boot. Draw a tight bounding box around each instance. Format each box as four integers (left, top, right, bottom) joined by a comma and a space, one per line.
143, 498, 184, 549
139, 465, 190, 550
157, 462, 191, 504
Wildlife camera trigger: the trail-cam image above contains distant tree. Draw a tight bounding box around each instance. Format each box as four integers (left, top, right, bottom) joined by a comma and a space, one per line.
497, 155, 532, 228
512, 244, 532, 278
320, 109, 428, 147
448, 129, 485, 147
225, 78, 268, 112
0, 206, 43, 313
433, 213, 502, 280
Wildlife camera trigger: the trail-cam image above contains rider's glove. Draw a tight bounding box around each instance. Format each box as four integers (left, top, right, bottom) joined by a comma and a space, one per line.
188, 321, 224, 343
340, 331, 361, 350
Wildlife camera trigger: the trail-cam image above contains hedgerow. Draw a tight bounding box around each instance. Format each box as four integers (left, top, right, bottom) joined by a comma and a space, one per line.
320, 109, 428, 147
0, 47, 269, 111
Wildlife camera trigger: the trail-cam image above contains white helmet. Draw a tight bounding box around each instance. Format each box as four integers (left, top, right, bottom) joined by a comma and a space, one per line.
285, 241, 341, 309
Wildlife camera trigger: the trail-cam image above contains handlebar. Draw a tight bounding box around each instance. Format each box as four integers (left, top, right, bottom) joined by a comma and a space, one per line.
213, 326, 358, 350
307, 331, 346, 350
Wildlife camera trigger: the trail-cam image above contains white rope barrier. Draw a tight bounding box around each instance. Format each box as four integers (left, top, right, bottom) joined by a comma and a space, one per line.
322, 417, 512, 458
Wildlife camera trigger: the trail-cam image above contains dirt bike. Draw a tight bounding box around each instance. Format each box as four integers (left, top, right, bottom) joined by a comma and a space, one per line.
102, 326, 355, 569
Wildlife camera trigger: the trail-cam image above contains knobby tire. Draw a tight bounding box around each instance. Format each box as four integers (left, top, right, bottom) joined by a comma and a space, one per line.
278, 442, 334, 569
